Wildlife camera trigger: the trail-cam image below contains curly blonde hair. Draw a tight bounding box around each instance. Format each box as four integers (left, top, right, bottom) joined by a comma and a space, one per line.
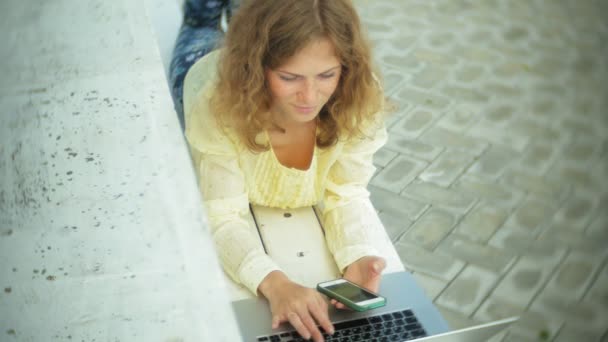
210, 0, 383, 151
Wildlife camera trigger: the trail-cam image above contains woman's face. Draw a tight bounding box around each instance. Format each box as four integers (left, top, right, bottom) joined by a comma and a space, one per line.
266, 38, 342, 127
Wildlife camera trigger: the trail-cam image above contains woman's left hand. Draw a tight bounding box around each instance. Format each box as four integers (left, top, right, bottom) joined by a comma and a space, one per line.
331, 255, 386, 310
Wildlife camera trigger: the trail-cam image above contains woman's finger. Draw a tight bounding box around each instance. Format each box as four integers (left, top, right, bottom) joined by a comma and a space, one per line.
271, 314, 282, 329
299, 310, 324, 342
309, 301, 334, 336
287, 312, 311, 341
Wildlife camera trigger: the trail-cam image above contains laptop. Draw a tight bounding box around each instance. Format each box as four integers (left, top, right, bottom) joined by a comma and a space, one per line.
233, 271, 517, 341
237, 206, 518, 341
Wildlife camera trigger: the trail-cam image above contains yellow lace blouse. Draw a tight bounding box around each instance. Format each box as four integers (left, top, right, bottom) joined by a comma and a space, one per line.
183, 50, 387, 295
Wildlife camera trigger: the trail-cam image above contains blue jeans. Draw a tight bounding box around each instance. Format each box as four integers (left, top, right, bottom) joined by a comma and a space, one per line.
169, 0, 238, 130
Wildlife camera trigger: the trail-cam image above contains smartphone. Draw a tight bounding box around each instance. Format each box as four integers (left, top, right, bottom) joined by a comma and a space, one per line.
317, 278, 386, 312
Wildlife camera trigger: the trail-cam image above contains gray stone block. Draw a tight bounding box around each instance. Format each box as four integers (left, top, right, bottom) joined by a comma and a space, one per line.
384, 134, 443, 161
401, 208, 459, 250
394, 240, 464, 281
437, 234, 515, 273
369, 185, 428, 221
418, 150, 475, 187
436, 265, 500, 316
491, 253, 565, 308
370, 155, 428, 193
402, 180, 477, 212
453, 202, 509, 243
419, 126, 488, 157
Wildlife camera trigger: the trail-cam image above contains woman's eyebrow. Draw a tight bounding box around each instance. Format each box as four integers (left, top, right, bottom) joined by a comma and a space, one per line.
276, 65, 341, 76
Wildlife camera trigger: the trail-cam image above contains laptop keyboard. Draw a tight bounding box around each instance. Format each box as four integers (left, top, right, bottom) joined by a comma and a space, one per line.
256, 309, 427, 342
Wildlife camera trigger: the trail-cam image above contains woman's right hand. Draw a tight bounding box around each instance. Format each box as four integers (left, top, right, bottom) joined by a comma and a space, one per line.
258, 271, 334, 342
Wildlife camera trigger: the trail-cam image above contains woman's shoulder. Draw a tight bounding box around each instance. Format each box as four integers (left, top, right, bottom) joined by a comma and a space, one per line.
183, 50, 222, 109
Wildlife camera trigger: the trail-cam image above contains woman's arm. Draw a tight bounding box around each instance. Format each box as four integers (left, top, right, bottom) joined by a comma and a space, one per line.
184, 64, 281, 294
321, 119, 389, 288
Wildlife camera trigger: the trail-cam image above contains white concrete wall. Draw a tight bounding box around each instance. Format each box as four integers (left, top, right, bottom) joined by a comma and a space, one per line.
0, 0, 241, 340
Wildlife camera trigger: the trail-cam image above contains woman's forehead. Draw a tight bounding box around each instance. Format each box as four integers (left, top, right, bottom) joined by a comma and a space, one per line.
274, 38, 341, 75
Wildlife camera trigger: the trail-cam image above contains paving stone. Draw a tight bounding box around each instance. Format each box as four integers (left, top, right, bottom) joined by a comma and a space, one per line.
451, 45, 503, 64
482, 82, 523, 99
401, 180, 477, 212
419, 126, 488, 157
437, 234, 515, 273
424, 31, 457, 51
546, 163, 603, 192
559, 117, 599, 138
518, 141, 556, 175
436, 265, 499, 316
500, 168, 570, 201
435, 305, 481, 330
384, 110, 405, 129
529, 99, 556, 119
553, 325, 604, 342
474, 295, 526, 323
455, 64, 485, 83
492, 254, 565, 308
466, 145, 520, 180
381, 51, 423, 72
467, 119, 530, 152
394, 240, 464, 282
411, 66, 448, 89
531, 292, 607, 333
453, 202, 509, 243
451, 174, 522, 209
489, 223, 568, 258
435, 104, 480, 132
484, 105, 516, 125
551, 193, 597, 232
538, 222, 607, 253
497, 331, 531, 342
389, 109, 441, 139
372, 147, 397, 168
561, 139, 600, 163
384, 133, 443, 162
385, 93, 412, 116
492, 61, 531, 78
401, 208, 459, 250
369, 185, 428, 221
418, 150, 474, 187
584, 263, 608, 308
358, 1, 608, 339
394, 87, 451, 111
377, 211, 412, 243
442, 84, 491, 104
543, 251, 605, 301
380, 67, 408, 96
413, 48, 459, 67
411, 271, 448, 301
586, 210, 608, 240
500, 310, 564, 342
370, 155, 428, 193
508, 118, 562, 143
503, 196, 559, 232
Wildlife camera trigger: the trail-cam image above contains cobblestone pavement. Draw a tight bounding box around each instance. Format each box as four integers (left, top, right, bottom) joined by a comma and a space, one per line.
354, 0, 608, 341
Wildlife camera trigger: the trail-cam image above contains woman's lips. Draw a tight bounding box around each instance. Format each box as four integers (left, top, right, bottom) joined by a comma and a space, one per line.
294, 105, 316, 114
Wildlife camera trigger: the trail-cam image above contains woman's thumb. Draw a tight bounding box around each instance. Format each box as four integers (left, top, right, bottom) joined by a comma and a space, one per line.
371, 257, 386, 274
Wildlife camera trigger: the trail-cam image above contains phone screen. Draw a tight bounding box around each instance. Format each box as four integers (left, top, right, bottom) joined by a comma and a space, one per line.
324, 281, 378, 302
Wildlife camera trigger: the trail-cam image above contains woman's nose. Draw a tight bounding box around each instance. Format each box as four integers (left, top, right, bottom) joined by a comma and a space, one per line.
297, 80, 317, 104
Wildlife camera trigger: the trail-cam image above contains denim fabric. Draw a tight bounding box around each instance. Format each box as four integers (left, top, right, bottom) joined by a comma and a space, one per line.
169, 0, 239, 130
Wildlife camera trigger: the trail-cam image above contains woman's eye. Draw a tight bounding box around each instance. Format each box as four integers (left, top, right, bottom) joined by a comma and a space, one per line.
319, 73, 336, 79
279, 75, 297, 81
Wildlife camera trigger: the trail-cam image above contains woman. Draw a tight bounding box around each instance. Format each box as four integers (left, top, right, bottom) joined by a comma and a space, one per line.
177, 0, 400, 341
